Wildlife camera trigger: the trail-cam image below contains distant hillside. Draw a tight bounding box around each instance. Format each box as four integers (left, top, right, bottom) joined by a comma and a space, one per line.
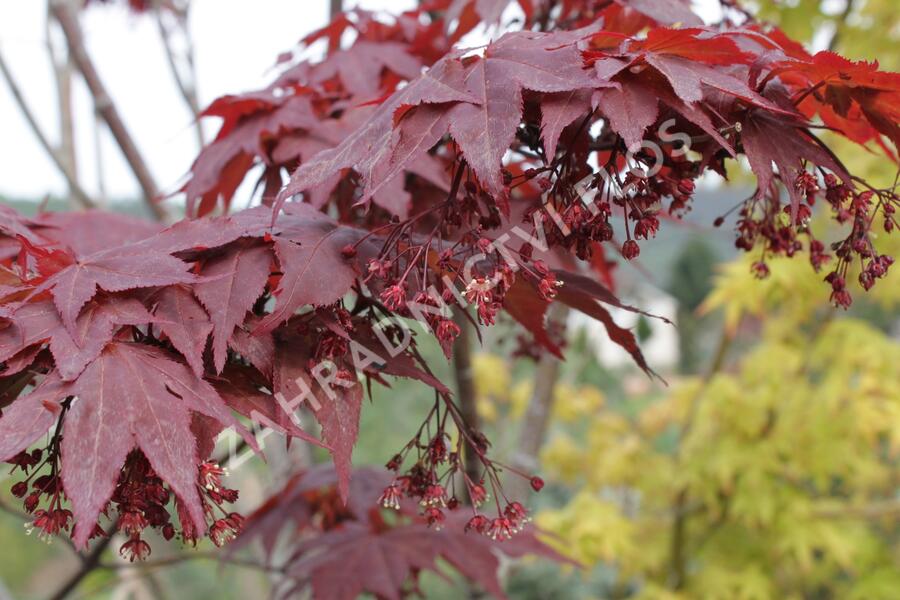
0, 196, 154, 218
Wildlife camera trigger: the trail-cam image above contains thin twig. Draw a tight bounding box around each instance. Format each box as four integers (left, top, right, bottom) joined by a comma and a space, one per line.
50, 0, 168, 221
46, 0, 80, 208
154, 0, 204, 148
49, 530, 118, 600
97, 551, 279, 572
0, 43, 96, 209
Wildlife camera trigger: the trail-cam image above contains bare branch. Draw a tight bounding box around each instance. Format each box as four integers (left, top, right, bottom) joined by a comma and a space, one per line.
154, 0, 205, 148
46, 0, 80, 207
48, 525, 118, 600
50, 0, 168, 221
0, 44, 96, 209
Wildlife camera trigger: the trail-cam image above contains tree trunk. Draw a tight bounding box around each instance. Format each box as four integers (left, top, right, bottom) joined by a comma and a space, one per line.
452, 310, 482, 490
507, 304, 567, 499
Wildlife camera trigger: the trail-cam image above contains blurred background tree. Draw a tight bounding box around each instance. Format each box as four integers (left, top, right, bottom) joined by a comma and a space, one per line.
467, 234, 900, 599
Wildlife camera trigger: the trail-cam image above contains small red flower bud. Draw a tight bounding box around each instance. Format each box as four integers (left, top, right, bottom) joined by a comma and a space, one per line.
162, 524, 175, 541
622, 240, 640, 260
465, 514, 490, 534
859, 271, 875, 291
24, 493, 40, 514
530, 476, 544, 492
11, 481, 27, 498
386, 454, 403, 471
424, 506, 446, 529
340, 244, 357, 258
751, 261, 770, 279
120, 537, 151, 562
677, 178, 695, 196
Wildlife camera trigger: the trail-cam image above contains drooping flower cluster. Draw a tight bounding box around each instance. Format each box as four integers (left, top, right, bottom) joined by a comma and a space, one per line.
728, 170, 897, 307
7, 443, 242, 559
9, 446, 72, 544
377, 398, 541, 540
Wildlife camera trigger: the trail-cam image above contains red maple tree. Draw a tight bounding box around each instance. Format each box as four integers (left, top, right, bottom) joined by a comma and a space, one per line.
1, 0, 898, 598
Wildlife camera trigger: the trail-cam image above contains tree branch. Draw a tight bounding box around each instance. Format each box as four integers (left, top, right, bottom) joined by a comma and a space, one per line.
49, 530, 117, 600
329, 0, 343, 19
46, 0, 80, 208
97, 551, 279, 573
0, 44, 96, 209
154, 0, 204, 148
828, 0, 856, 52
50, 0, 168, 221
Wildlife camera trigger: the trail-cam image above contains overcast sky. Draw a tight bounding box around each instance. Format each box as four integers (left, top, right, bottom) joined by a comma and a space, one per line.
0, 0, 722, 203
0, 0, 420, 201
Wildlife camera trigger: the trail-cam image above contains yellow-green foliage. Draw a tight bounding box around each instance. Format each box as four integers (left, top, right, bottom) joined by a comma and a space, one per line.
533, 252, 900, 599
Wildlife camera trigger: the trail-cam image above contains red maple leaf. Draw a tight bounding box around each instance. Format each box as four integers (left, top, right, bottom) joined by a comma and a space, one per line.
55, 342, 257, 547
194, 242, 272, 373
29, 246, 197, 335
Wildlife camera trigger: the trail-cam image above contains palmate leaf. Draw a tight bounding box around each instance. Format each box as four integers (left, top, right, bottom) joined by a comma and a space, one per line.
740, 107, 851, 220
29, 210, 162, 257
183, 92, 321, 216
779, 50, 900, 153
274, 336, 362, 501
58, 342, 257, 547
275, 53, 478, 216
0, 373, 65, 465
0, 296, 156, 381
257, 203, 373, 332
32, 246, 197, 335
194, 242, 272, 373
152, 285, 212, 378
279, 25, 598, 211
235, 466, 570, 600
504, 270, 666, 376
